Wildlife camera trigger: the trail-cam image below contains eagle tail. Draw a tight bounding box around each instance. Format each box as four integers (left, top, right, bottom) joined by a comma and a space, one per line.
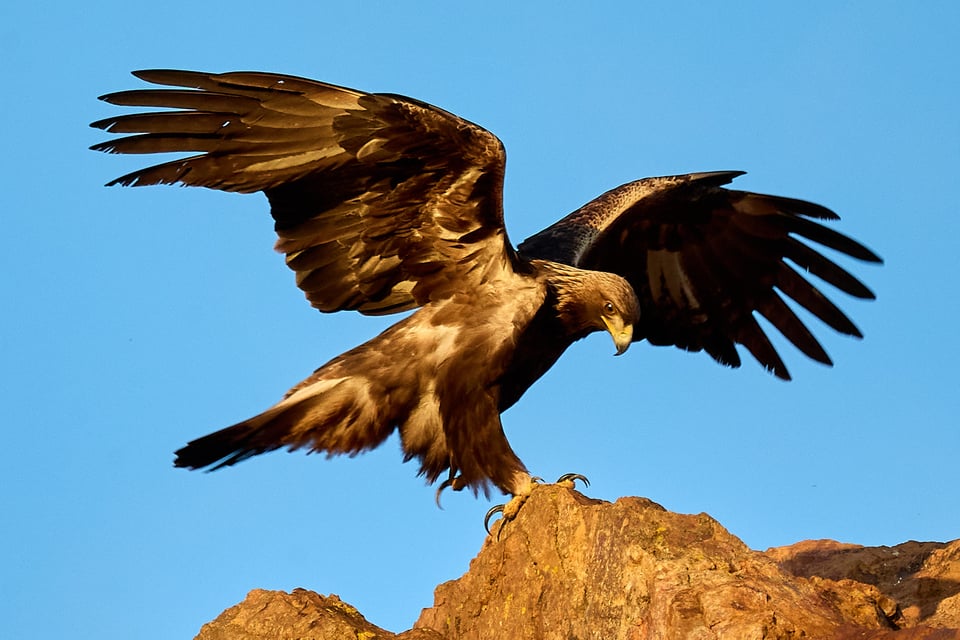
174, 376, 393, 471
173, 416, 271, 470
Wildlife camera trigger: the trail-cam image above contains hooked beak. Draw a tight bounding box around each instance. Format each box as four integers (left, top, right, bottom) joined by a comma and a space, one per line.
602, 317, 634, 356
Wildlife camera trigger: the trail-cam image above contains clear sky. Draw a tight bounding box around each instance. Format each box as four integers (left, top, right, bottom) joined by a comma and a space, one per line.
3, 2, 958, 638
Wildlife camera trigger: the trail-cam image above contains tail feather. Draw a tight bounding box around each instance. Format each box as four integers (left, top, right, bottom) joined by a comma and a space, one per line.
174, 406, 289, 470
173, 376, 396, 470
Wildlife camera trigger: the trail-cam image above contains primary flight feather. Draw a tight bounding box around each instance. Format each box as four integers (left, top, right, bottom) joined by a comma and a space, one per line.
91, 70, 881, 508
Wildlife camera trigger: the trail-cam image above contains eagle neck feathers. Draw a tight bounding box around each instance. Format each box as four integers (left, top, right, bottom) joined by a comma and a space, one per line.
535, 261, 634, 342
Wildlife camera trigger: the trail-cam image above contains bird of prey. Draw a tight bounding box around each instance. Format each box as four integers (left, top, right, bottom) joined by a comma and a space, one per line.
91, 70, 881, 521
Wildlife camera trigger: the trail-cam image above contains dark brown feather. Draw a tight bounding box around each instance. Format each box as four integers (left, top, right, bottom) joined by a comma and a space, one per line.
519, 172, 882, 380
92, 69, 516, 315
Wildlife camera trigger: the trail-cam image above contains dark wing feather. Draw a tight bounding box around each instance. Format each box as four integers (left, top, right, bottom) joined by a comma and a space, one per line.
518, 171, 882, 380
91, 70, 515, 314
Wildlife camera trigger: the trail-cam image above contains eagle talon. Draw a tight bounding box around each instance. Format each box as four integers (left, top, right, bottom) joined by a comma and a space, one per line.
435, 472, 466, 508
484, 504, 505, 535
484, 486, 534, 538
484, 474, 589, 537
556, 473, 590, 489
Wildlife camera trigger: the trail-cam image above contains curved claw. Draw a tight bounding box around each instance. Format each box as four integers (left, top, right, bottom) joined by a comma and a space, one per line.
435, 478, 453, 509
483, 475, 585, 538
435, 473, 466, 508
556, 473, 590, 489
484, 504, 505, 534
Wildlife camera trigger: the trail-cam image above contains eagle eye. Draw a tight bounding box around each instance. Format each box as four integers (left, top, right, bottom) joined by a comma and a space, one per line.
603, 301, 615, 315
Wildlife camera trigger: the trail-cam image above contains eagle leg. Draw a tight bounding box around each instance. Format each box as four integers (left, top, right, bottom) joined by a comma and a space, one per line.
484, 474, 589, 538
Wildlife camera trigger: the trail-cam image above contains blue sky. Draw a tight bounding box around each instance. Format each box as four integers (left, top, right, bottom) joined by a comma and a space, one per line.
3, 2, 958, 638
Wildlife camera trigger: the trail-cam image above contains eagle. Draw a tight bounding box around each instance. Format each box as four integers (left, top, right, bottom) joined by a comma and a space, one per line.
91, 70, 881, 521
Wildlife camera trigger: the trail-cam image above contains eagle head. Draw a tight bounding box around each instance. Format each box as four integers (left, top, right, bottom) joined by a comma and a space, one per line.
549, 266, 640, 355
595, 273, 640, 355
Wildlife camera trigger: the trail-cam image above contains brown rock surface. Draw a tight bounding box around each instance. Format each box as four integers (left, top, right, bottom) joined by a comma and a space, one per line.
768, 538, 960, 630
191, 588, 442, 640
192, 487, 960, 639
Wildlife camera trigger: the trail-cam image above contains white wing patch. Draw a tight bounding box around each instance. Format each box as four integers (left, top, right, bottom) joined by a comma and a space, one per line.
647, 250, 701, 311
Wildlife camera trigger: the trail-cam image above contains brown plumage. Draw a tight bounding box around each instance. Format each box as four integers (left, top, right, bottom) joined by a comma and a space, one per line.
91, 70, 881, 501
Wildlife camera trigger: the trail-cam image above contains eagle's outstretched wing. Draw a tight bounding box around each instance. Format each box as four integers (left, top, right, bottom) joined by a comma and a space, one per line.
91, 70, 515, 315
518, 171, 882, 380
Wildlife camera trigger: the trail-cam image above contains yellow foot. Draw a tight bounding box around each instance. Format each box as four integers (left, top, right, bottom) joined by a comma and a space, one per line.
483, 493, 527, 536
484, 473, 590, 538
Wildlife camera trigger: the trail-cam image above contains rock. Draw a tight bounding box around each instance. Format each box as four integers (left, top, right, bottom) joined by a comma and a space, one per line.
192, 487, 960, 639
768, 538, 960, 631
191, 588, 443, 640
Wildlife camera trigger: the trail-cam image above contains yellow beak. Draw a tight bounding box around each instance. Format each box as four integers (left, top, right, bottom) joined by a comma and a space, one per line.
602, 317, 634, 356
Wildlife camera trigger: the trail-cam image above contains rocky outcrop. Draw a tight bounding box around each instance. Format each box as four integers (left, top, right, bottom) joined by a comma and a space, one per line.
768, 538, 960, 631
192, 486, 960, 639
191, 589, 441, 640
